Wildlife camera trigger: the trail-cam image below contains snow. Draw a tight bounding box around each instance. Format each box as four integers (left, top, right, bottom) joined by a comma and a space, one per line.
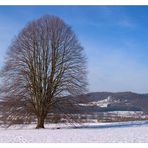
0, 120, 148, 143
107, 111, 143, 115
103, 111, 145, 118
79, 96, 118, 107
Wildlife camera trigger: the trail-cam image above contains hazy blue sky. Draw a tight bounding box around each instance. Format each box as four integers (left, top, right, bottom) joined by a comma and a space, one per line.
1, 6, 148, 93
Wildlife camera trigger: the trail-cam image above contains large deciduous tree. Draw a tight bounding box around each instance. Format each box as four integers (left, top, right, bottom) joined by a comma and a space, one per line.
0, 15, 87, 128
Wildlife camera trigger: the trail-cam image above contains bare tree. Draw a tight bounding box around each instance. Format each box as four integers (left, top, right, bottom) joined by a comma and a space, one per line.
0, 15, 87, 128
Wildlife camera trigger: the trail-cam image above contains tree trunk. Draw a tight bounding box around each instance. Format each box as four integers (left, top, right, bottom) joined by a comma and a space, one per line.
36, 115, 45, 129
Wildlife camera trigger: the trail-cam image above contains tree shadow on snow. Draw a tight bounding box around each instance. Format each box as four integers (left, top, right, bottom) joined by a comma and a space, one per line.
71, 120, 148, 129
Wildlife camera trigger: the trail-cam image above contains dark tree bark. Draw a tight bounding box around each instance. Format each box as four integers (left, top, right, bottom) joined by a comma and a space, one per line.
0, 15, 87, 128
36, 115, 45, 129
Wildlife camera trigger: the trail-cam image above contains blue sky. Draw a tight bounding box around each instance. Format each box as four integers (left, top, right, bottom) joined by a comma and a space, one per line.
1, 6, 148, 93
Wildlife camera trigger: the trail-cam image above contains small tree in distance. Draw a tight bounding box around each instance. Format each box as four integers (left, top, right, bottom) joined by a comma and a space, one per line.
0, 15, 87, 128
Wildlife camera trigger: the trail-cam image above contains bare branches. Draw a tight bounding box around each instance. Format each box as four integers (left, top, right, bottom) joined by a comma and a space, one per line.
0, 15, 87, 128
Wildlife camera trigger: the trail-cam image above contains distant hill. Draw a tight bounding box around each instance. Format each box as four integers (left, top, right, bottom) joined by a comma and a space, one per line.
56, 92, 148, 114
1, 91, 148, 123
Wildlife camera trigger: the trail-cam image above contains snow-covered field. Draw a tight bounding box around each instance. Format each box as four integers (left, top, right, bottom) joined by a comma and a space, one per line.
0, 120, 148, 143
